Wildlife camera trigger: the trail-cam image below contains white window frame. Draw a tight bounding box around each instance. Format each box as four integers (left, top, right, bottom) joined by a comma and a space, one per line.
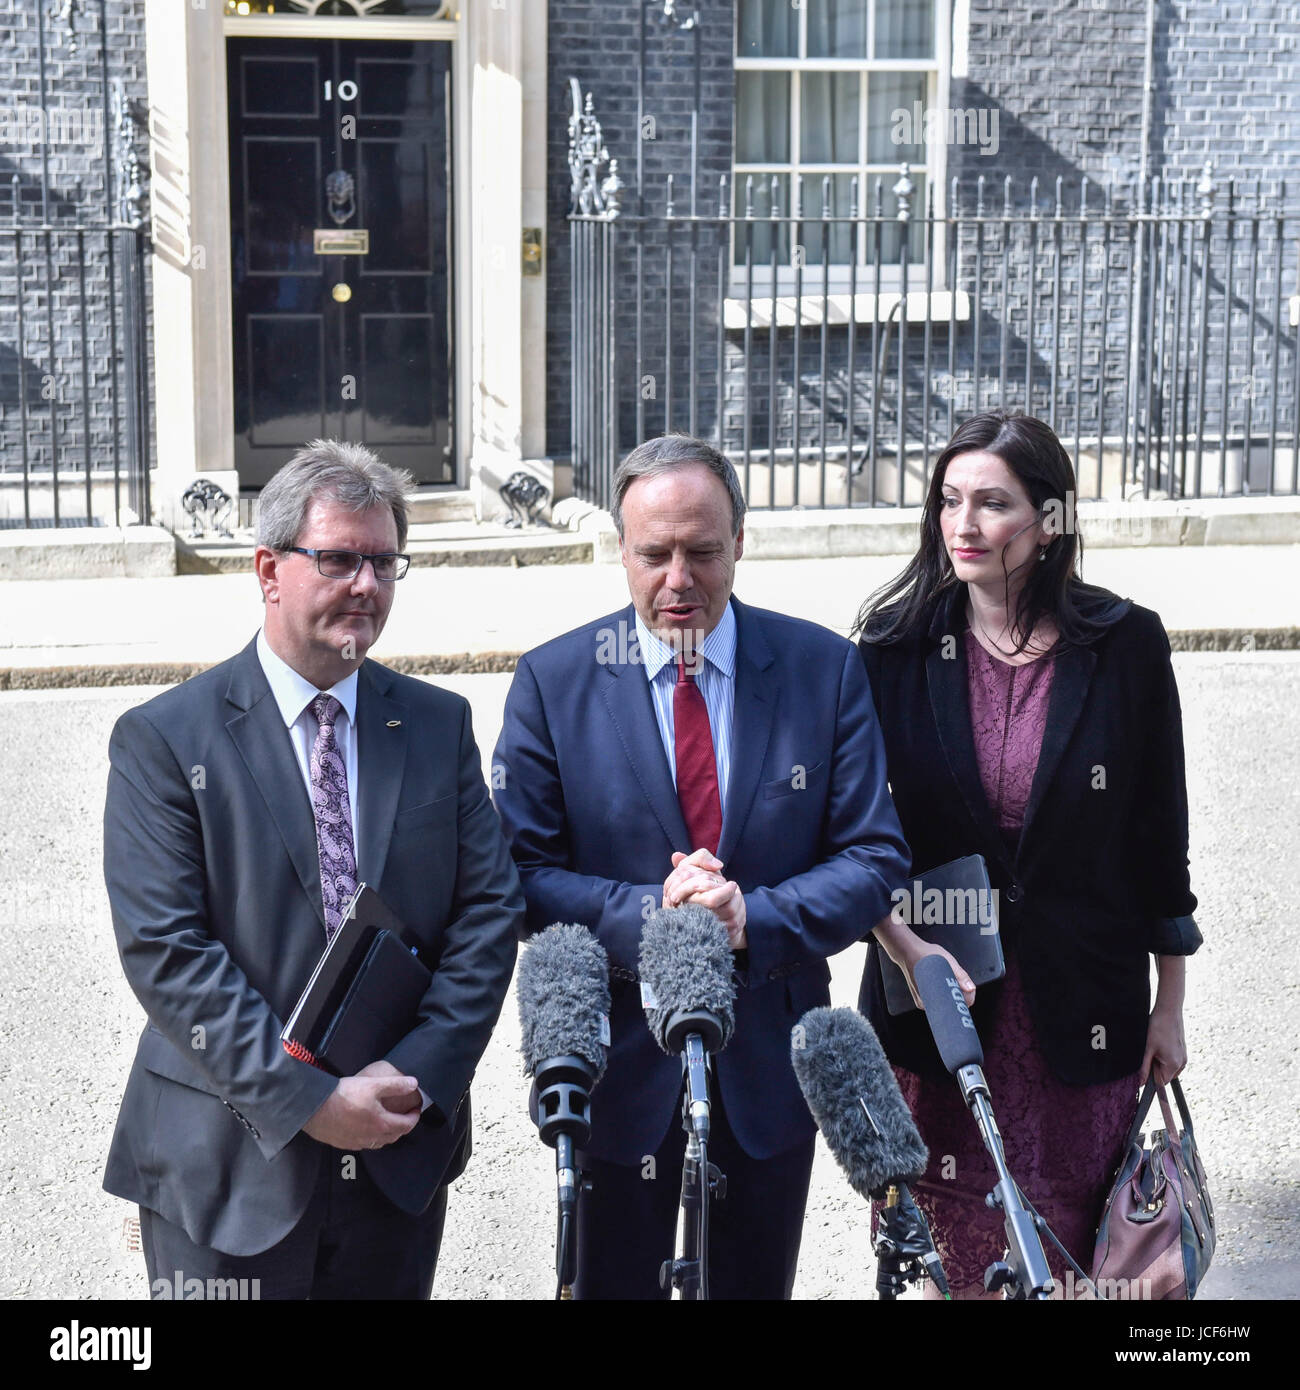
731, 0, 952, 300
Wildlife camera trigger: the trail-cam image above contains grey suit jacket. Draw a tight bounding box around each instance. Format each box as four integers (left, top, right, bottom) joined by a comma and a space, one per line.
102, 635, 523, 1256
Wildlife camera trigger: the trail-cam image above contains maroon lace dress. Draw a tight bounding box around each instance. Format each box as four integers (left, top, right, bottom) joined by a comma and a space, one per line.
887, 628, 1142, 1297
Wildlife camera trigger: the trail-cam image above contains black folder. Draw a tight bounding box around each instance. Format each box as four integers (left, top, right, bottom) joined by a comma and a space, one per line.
281, 883, 431, 1075
877, 854, 1005, 1016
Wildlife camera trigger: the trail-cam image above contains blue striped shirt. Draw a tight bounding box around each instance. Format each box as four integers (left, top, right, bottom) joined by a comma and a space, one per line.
633, 603, 736, 802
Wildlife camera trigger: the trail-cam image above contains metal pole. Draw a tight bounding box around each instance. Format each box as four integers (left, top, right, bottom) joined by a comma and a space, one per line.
1216, 179, 1236, 494
1074, 180, 1087, 477
1192, 164, 1214, 498
1266, 183, 1284, 495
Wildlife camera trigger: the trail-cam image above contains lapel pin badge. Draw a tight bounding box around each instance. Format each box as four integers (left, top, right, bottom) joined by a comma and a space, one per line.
386, 720, 402, 728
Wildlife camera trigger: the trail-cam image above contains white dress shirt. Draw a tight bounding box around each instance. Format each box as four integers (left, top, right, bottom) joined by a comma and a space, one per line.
256, 630, 432, 1113
633, 601, 736, 804
256, 628, 361, 864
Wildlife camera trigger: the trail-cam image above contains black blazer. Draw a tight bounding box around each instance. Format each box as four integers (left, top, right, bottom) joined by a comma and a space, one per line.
857, 583, 1200, 1086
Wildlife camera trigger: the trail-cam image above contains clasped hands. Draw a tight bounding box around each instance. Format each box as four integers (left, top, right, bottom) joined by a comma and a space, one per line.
663, 847, 747, 950
302, 1058, 422, 1151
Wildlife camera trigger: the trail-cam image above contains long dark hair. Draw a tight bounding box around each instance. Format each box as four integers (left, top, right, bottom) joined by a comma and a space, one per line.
852, 411, 1125, 652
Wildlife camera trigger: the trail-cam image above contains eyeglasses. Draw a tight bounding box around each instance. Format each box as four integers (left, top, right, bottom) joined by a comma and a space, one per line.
289, 547, 411, 581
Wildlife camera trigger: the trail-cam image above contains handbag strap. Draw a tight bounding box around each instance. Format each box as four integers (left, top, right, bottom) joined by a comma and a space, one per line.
1155, 1084, 1180, 1142
1124, 1079, 1159, 1151
1170, 1076, 1195, 1138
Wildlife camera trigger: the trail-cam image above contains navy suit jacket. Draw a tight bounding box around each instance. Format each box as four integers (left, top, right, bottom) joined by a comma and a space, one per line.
102, 636, 523, 1256
492, 595, 909, 1165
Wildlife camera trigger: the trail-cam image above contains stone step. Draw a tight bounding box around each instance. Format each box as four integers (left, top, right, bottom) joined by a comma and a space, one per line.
405, 489, 476, 524
238, 487, 476, 529
176, 520, 589, 574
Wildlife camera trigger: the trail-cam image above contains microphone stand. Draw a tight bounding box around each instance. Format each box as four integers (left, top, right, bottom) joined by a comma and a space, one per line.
534, 1055, 596, 1300
874, 1184, 950, 1300
659, 1028, 727, 1300
954, 1064, 1054, 1300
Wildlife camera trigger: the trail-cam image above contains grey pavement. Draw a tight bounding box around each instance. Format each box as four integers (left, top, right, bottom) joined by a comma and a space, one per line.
1, 544, 1298, 684
0, 652, 1296, 1300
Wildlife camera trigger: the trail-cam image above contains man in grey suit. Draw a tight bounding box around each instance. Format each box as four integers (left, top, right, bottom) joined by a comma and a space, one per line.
102, 440, 522, 1299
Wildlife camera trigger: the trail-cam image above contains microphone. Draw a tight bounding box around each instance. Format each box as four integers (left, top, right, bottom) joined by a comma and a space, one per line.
912, 952, 986, 1109
792, 1007, 948, 1298
912, 953, 1053, 1298
638, 904, 735, 1143
517, 923, 610, 1243
791, 1006, 927, 1198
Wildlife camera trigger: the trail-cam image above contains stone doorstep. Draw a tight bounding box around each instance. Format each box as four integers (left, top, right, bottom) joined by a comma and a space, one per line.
402, 489, 476, 525
0, 527, 176, 581
175, 522, 591, 574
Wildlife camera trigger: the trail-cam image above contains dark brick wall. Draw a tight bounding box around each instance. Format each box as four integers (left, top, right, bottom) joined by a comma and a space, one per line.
546, 0, 737, 459
949, 0, 1300, 196
0, 0, 152, 500
940, 0, 1299, 480
549, 0, 1300, 496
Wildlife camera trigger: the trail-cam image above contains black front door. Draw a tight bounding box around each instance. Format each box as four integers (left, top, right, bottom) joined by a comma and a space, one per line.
228, 36, 454, 488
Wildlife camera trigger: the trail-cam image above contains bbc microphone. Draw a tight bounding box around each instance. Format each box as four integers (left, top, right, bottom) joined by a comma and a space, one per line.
792, 1006, 948, 1298
638, 904, 735, 1144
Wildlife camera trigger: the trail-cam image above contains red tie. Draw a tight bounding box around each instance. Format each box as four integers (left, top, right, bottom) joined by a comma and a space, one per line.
674, 654, 723, 855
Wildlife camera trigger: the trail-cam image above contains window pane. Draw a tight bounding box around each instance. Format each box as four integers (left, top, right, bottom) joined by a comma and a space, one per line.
807, 0, 868, 58
801, 72, 859, 164
737, 0, 798, 58
733, 173, 791, 268
866, 72, 927, 164
876, 0, 935, 59
736, 72, 791, 164
797, 173, 856, 266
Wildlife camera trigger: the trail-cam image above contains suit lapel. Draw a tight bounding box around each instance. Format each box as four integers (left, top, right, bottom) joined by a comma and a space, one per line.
716, 597, 777, 868
599, 605, 691, 852
354, 660, 408, 890
224, 637, 327, 931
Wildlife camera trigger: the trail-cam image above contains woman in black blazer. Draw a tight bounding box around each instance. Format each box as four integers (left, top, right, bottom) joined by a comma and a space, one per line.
857, 410, 1200, 1299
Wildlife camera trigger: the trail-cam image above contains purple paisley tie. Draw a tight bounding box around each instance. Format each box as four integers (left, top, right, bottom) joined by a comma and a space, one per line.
310, 694, 357, 942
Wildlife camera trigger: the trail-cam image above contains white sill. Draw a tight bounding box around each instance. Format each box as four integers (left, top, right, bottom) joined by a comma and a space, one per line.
722, 290, 970, 330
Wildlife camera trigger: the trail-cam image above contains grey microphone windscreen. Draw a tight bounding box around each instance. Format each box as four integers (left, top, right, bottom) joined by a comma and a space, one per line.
638, 904, 736, 1054
517, 923, 610, 1081
792, 1007, 928, 1200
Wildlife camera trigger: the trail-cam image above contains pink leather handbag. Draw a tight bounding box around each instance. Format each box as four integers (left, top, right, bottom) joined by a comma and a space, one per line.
1091, 1078, 1215, 1300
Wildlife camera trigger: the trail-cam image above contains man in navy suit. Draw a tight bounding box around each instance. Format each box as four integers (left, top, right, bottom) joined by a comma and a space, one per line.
492, 434, 908, 1298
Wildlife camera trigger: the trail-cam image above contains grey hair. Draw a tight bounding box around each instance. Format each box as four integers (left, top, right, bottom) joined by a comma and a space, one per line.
610, 434, 747, 539
256, 439, 413, 552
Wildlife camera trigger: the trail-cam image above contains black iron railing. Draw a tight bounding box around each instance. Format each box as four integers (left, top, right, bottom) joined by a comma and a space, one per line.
569, 89, 1300, 511
1, 0, 151, 529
